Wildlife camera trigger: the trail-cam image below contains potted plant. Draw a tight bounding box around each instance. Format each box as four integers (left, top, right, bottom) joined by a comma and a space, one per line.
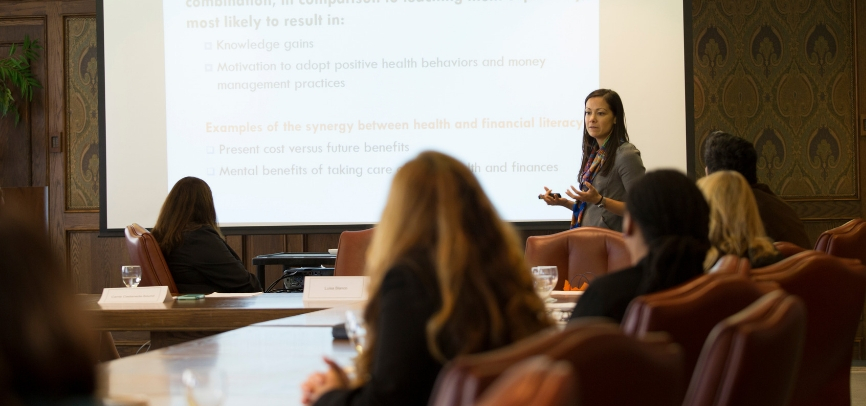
0, 35, 42, 125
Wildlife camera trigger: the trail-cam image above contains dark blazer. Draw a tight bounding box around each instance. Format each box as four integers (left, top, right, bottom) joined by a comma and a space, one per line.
315, 259, 442, 406
163, 226, 262, 294
580, 142, 645, 232
569, 259, 646, 323
752, 183, 811, 249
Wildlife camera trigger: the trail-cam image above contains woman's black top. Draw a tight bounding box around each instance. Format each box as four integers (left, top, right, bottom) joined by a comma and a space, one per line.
569, 257, 649, 323
163, 225, 262, 293
314, 259, 442, 406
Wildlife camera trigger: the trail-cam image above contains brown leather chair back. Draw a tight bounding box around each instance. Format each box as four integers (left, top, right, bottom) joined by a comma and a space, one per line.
124, 223, 178, 294
333, 228, 374, 276
707, 254, 751, 276
430, 319, 684, 406
750, 250, 866, 406
621, 272, 774, 394
683, 290, 806, 406
774, 241, 807, 259
814, 218, 866, 264
525, 227, 630, 290
474, 356, 575, 406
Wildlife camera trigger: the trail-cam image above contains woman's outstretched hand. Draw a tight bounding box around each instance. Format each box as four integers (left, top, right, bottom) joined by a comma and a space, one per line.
566, 182, 602, 205
541, 187, 572, 208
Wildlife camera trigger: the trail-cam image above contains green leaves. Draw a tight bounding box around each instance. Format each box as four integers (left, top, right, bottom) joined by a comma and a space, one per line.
0, 35, 43, 126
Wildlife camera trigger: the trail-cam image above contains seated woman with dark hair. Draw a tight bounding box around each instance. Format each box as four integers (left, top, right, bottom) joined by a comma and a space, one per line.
301, 151, 552, 406
697, 170, 783, 269
151, 177, 261, 293
0, 209, 98, 405
570, 169, 711, 323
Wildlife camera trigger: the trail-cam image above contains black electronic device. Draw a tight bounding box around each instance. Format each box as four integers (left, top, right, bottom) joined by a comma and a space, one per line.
282, 267, 335, 291
538, 192, 562, 199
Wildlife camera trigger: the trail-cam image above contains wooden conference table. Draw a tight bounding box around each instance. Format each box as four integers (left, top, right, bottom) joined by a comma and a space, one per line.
97, 293, 578, 405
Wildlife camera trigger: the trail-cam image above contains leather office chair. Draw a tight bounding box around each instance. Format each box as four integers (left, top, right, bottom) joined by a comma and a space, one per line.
683, 290, 806, 406
124, 223, 178, 294
621, 272, 774, 396
333, 228, 374, 276
474, 356, 575, 406
706, 254, 751, 276
524, 227, 630, 290
430, 319, 684, 406
750, 250, 866, 406
814, 218, 866, 263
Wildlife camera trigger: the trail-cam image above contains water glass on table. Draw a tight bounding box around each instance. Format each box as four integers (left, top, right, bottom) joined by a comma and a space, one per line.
345, 309, 367, 355
531, 266, 558, 303
182, 368, 227, 406
121, 265, 142, 288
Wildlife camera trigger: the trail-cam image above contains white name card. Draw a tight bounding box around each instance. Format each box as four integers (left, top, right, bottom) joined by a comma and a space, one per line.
303, 276, 369, 302
97, 286, 172, 304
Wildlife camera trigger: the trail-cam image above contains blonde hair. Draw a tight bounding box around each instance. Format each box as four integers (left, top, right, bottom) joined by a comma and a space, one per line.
357, 151, 550, 382
697, 171, 776, 269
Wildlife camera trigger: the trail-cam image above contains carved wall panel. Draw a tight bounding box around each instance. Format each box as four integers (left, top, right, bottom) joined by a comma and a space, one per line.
65, 17, 99, 210
693, 0, 857, 200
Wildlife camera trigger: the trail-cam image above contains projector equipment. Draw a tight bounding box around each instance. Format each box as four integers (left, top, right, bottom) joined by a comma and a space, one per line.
283, 267, 334, 292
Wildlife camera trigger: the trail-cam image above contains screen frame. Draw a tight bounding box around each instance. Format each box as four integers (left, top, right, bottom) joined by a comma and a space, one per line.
97, 0, 694, 237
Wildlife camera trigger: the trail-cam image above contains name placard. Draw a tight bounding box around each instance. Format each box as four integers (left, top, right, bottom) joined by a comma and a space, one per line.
97, 286, 172, 304
303, 276, 369, 302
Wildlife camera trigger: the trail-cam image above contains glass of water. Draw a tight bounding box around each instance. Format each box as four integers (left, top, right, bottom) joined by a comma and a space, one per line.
121, 265, 142, 288
345, 309, 367, 355
182, 368, 227, 406
531, 266, 558, 303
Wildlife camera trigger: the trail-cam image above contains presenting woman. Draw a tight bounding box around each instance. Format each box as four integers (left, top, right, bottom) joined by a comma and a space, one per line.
542, 89, 645, 231
151, 177, 262, 294
301, 151, 551, 406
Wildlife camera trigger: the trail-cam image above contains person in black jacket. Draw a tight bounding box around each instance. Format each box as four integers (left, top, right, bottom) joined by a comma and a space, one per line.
570, 170, 711, 323
151, 177, 261, 294
301, 151, 552, 406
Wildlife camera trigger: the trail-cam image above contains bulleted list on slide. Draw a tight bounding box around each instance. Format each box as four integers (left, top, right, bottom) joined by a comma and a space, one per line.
162, 0, 599, 224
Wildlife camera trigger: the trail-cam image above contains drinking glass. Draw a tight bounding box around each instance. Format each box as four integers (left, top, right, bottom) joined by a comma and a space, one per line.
182, 368, 227, 406
345, 309, 367, 355
121, 265, 142, 288
531, 266, 558, 303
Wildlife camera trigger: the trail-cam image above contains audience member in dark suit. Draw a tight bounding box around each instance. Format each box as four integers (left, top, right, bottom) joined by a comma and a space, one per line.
0, 208, 98, 405
151, 177, 261, 293
698, 170, 783, 269
570, 170, 710, 323
301, 151, 552, 406
702, 130, 810, 248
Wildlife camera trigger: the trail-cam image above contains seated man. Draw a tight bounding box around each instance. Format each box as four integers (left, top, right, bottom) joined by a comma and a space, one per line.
702, 131, 810, 248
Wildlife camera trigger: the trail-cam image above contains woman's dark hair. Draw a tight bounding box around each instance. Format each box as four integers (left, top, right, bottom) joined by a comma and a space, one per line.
625, 170, 710, 294
0, 209, 96, 404
701, 130, 758, 184
580, 89, 630, 177
151, 177, 223, 254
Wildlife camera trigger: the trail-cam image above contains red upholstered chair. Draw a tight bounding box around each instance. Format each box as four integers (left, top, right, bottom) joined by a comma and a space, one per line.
750, 250, 866, 406
814, 218, 866, 263
774, 241, 807, 259
474, 356, 575, 406
333, 228, 374, 277
707, 254, 751, 276
430, 319, 684, 406
621, 272, 776, 396
524, 227, 630, 290
124, 223, 178, 294
683, 290, 806, 406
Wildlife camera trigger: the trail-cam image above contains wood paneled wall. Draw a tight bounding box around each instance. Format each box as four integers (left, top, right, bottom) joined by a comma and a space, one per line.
0, 1, 863, 295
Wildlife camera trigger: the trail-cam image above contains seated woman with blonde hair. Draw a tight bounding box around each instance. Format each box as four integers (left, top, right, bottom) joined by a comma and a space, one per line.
697, 170, 783, 270
301, 151, 552, 406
